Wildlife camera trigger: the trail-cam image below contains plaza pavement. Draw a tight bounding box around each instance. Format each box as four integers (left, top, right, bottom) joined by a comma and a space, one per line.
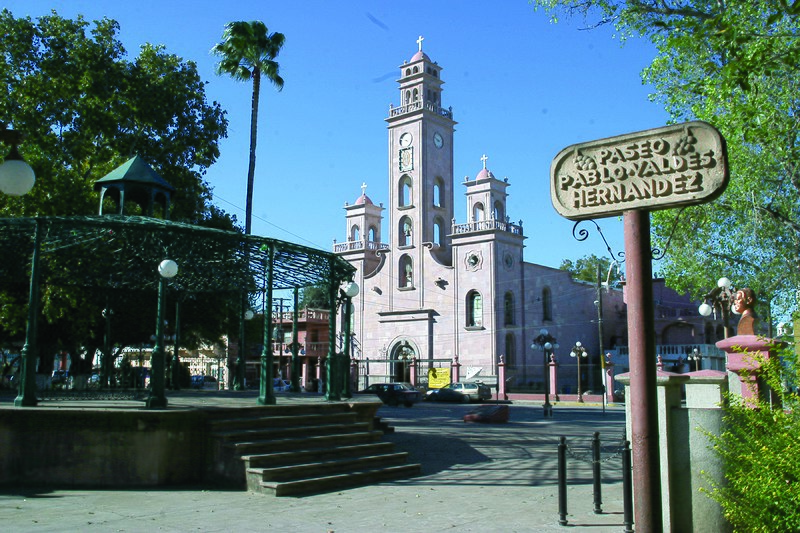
0, 391, 631, 532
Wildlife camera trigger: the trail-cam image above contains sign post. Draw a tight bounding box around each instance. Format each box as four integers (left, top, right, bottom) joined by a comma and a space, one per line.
550, 121, 728, 532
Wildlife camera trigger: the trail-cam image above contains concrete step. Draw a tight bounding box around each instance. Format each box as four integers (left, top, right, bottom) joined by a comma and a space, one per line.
210, 412, 358, 432
246, 452, 411, 482
230, 430, 385, 456
250, 463, 422, 497
243, 441, 397, 468
213, 421, 370, 442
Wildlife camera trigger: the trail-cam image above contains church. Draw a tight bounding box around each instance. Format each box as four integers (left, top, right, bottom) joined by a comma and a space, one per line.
334, 38, 625, 392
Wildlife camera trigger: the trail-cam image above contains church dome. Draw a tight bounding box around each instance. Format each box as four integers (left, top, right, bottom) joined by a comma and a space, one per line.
355, 193, 374, 206
410, 50, 430, 63
475, 168, 495, 181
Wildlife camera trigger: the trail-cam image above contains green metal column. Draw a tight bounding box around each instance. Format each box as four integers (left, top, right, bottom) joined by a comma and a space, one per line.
342, 297, 353, 398
15, 219, 41, 407
290, 287, 300, 393
234, 294, 247, 390
171, 300, 181, 390
146, 274, 168, 408
258, 246, 276, 405
325, 262, 340, 401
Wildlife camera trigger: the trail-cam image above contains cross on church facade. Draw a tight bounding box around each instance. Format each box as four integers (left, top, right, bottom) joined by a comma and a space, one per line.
416, 35, 424, 52
481, 154, 488, 169
361, 182, 368, 196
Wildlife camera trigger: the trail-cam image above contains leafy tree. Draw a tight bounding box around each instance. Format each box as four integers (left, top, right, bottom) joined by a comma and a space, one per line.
559, 253, 613, 284
0, 10, 236, 370
212, 21, 285, 236
530, 0, 800, 322
298, 284, 332, 310
704, 343, 800, 531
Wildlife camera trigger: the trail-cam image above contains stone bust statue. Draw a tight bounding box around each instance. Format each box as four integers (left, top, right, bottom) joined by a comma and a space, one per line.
732, 287, 758, 335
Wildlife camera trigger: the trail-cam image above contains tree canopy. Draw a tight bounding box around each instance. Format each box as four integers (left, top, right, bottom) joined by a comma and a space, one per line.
532, 0, 800, 322
559, 254, 614, 284
0, 10, 235, 367
0, 9, 229, 225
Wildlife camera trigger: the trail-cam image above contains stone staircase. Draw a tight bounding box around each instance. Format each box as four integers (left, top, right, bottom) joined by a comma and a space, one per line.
207, 402, 419, 496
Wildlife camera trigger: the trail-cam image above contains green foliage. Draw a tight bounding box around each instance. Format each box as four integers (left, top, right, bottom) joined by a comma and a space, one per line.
0, 10, 237, 363
705, 343, 800, 531
298, 284, 332, 310
529, 0, 800, 320
559, 253, 613, 283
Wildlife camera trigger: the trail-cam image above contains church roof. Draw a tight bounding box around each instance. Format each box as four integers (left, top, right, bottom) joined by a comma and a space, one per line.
475, 168, 496, 181
410, 50, 431, 63
355, 193, 374, 206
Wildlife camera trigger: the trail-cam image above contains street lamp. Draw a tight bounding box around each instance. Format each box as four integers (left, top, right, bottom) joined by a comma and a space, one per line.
698, 277, 735, 338
147, 259, 178, 408
687, 348, 701, 372
0, 124, 35, 196
570, 341, 588, 403
531, 328, 558, 417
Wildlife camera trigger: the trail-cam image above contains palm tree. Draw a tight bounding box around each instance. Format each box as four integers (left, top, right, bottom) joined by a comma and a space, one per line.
212, 21, 285, 235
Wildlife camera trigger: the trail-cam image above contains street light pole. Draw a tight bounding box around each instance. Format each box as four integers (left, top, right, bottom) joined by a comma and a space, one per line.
531, 328, 558, 418
699, 277, 735, 339
147, 259, 178, 409
688, 348, 701, 371
570, 341, 588, 403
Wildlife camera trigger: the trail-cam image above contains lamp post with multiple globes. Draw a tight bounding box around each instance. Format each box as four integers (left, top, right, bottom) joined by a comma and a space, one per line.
531, 328, 558, 417
570, 341, 588, 403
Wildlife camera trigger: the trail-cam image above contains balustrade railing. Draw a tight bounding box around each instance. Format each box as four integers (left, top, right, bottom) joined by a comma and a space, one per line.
333, 239, 389, 254
388, 101, 453, 120
452, 218, 523, 236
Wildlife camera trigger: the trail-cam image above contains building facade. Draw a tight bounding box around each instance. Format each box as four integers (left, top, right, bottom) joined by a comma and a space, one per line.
333, 41, 626, 391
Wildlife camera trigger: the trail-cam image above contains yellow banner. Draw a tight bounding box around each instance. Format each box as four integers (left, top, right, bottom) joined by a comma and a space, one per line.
427, 367, 451, 389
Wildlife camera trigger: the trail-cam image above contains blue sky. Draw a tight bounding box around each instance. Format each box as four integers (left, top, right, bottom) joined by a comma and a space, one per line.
5, 0, 669, 270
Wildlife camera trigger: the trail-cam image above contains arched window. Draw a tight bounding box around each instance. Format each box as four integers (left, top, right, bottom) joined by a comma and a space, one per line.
399, 254, 413, 288
433, 217, 444, 247
368, 225, 378, 242
504, 291, 514, 325
350, 224, 360, 242
473, 202, 485, 222
399, 175, 412, 207
412, 88, 419, 101
412, 66, 419, 74
399, 216, 413, 247
542, 287, 553, 321
467, 290, 483, 327
493, 200, 505, 221
405, 68, 411, 77
433, 177, 444, 207
505, 333, 516, 368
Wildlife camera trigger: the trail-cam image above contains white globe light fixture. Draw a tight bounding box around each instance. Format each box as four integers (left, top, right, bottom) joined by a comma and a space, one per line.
342, 281, 360, 298
698, 302, 713, 317
158, 259, 178, 279
0, 145, 35, 196
244, 309, 255, 321
717, 277, 732, 289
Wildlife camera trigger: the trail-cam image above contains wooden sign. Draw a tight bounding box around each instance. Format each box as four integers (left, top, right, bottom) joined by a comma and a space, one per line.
551, 121, 728, 220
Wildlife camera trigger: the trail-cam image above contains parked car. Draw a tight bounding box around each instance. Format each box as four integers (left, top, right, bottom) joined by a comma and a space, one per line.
356, 382, 422, 407
426, 381, 492, 403
191, 375, 217, 390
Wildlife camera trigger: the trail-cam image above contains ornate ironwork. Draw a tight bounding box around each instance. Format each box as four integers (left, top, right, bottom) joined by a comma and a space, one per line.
571, 219, 625, 264
651, 206, 688, 260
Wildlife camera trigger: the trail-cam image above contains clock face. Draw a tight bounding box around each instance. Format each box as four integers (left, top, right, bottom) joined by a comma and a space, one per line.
433, 132, 443, 148
399, 133, 412, 147
503, 252, 514, 270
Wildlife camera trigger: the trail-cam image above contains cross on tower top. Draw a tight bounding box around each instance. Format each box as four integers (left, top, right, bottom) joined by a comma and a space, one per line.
416, 35, 424, 52
481, 154, 488, 169
361, 182, 368, 196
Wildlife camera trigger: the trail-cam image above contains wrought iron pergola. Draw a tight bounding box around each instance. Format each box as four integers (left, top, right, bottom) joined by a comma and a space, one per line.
0, 215, 356, 408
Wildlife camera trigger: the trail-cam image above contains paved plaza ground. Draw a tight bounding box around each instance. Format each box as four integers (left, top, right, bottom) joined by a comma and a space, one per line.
0, 392, 631, 532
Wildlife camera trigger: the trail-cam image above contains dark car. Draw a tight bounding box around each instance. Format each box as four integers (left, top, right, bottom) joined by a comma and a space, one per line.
356, 382, 422, 407
426, 381, 492, 403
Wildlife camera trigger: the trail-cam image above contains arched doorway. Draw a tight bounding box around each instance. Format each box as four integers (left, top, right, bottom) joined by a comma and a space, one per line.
391, 340, 416, 382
